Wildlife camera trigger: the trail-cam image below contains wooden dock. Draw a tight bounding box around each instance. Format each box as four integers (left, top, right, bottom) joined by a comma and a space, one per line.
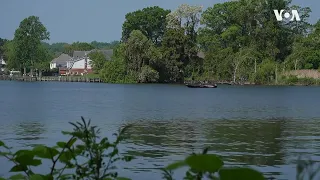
0, 75, 103, 83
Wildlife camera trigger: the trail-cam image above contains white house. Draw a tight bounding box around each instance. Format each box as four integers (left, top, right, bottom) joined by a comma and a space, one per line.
0, 57, 6, 72
68, 53, 93, 75
50, 49, 114, 75
50, 54, 72, 69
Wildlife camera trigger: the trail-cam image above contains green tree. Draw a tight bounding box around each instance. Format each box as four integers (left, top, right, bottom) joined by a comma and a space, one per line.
13, 16, 50, 75
122, 6, 171, 45
124, 30, 153, 74
254, 60, 277, 84
42, 42, 69, 56
88, 51, 107, 73
197, 0, 311, 83
166, 4, 203, 78
0, 38, 8, 57
138, 65, 159, 83
63, 42, 95, 56
2, 40, 18, 70
34, 44, 53, 76
90, 41, 120, 49
99, 43, 135, 83
99, 59, 131, 83
232, 47, 257, 83
157, 28, 187, 82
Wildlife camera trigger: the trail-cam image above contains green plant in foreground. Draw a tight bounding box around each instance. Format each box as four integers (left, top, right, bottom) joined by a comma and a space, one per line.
0, 117, 319, 180
161, 148, 320, 180
162, 147, 265, 180
0, 117, 133, 180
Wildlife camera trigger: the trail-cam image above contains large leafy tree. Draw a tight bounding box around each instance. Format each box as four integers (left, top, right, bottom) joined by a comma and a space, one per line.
0, 38, 8, 57
88, 51, 106, 73
13, 16, 50, 75
2, 40, 18, 70
166, 4, 203, 78
285, 20, 320, 70
197, 0, 311, 82
124, 30, 153, 73
122, 6, 170, 45
157, 28, 187, 82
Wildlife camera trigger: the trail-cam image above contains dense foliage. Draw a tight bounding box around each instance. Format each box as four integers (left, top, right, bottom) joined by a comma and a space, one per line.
1, 0, 320, 84
99, 0, 320, 84
0, 118, 319, 180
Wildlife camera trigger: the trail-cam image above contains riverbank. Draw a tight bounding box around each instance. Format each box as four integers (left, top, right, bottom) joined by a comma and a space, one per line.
0, 75, 102, 83
1, 74, 320, 86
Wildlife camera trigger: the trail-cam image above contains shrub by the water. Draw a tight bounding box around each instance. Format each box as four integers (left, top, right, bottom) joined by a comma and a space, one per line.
0, 117, 319, 180
279, 75, 320, 86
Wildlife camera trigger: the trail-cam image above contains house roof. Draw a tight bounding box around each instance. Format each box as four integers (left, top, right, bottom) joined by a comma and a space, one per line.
89, 49, 113, 60
72, 49, 114, 61
73, 51, 91, 59
51, 54, 72, 63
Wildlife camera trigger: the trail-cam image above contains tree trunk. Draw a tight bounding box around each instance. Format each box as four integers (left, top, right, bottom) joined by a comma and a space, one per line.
233, 64, 239, 83
23, 67, 26, 76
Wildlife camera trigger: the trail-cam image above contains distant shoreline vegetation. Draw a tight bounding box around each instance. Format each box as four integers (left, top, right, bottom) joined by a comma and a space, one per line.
1, 0, 320, 86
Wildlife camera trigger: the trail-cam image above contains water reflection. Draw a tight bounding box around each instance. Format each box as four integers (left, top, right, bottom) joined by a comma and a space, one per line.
13, 121, 46, 141
121, 118, 320, 178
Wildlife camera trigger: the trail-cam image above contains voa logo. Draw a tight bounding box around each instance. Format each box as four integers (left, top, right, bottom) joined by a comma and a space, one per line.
273, 9, 301, 21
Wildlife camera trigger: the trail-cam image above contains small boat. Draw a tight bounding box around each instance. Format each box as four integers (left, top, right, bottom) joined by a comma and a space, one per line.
185, 84, 217, 88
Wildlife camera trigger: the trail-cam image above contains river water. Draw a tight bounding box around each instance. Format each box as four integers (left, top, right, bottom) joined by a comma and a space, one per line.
0, 81, 319, 179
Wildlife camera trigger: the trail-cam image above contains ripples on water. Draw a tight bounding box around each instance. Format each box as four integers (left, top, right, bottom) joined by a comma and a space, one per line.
120, 118, 320, 179
0, 82, 320, 179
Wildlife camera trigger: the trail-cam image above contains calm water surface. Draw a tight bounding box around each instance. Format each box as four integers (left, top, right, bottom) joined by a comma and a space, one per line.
0, 81, 320, 179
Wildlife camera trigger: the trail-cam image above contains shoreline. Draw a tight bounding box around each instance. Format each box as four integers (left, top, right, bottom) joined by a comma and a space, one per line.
0, 76, 318, 87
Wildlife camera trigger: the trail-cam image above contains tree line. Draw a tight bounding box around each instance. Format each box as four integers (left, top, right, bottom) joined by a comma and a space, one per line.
0, 18, 119, 75
1, 0, 320, 84
95, 0, 320, 84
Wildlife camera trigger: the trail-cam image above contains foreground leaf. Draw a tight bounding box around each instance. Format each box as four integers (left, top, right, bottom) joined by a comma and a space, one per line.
185, 154, 224, 173
10, 164, 28, 172
116, 177, 131, 180
9, 174, 26, 179
0, 140, 5, 147
166, 160, 187, 170
14, 151, 41, 166
32, 145, 59, 159
219, 167, 265, 180
30, 174, 45, 180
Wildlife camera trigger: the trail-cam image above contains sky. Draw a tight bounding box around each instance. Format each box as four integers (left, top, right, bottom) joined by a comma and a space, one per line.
0, 0, 319, 44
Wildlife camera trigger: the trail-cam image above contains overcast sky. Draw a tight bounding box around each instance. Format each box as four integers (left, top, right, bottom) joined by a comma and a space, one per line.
0, 0, 319, 43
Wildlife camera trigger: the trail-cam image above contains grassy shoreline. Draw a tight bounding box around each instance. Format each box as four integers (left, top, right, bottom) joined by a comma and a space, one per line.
2, 74, 320, 86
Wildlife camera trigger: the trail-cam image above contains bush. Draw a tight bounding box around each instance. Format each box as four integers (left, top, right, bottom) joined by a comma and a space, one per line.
0, 117, 133, 180
284, 75, 299, 85
253, 60, 276, 85
280, 75, 319, 86
138, 65, 159, 83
